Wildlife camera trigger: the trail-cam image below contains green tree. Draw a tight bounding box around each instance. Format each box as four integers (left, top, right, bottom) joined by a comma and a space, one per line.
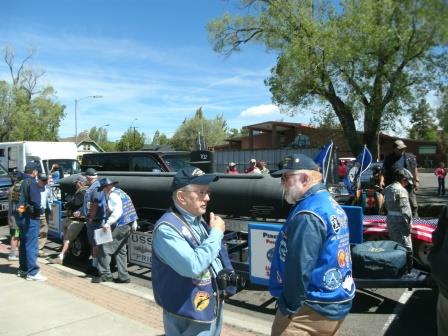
208, 0, 448, 159
228, 127, 249, 138
171, 107, 228, 151
408, 99, 438, 141
89, 126, 108, 145
88, 126, 116, 151
116, 128, 145, 151
0, 46, 65, 141
437, 89, 448, 133
437, 89, 448, 159
151, 130, 171, 146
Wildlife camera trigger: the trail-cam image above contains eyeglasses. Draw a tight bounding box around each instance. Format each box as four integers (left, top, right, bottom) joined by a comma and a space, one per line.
181, 190, 211, 198
280, 173, 301, 183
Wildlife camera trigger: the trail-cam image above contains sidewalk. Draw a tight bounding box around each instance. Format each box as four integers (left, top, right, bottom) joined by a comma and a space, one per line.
0, 243, 268, 336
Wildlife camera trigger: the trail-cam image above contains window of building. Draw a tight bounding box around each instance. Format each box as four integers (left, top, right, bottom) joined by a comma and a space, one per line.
418, 146, 436, 154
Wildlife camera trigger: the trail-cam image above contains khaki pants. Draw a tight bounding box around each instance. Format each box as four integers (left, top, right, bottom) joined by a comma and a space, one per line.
271, 305, 344, 336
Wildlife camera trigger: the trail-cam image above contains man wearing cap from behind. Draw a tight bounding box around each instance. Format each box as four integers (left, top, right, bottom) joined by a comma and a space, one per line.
382, 139, 420, 217
82, 168, 105, 275
152, 166, 233, 336
92, 178, 138, 283
269, 154, 355, 336
16, 165, 49, 281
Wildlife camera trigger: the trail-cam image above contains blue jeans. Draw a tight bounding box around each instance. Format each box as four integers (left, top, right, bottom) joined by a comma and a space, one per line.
17, 215, 40, 276
163, 304, 224, 336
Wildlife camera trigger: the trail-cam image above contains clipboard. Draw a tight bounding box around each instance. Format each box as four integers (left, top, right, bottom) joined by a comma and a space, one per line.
94, 228, 113, 245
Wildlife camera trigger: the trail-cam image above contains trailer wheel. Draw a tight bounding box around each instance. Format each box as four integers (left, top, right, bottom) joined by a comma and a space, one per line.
67, 230, 90, 262
414, 240, 432, 270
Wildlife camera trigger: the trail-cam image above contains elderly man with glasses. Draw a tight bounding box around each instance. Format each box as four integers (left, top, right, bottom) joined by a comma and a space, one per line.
152, 166, 233, 336
269, 154, 355, 336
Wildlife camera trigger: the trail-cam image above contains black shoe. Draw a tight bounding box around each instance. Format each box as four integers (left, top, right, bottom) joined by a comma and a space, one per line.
86, 267, 99, 277
91, 276, 113, 283
114, 278, 131, 284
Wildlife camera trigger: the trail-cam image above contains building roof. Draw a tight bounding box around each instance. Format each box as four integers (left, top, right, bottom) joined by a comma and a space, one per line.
243, 121, 313, 132
59, 134, 104, 152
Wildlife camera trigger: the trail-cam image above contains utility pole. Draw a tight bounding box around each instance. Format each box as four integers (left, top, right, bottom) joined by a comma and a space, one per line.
132, 126, 138, 150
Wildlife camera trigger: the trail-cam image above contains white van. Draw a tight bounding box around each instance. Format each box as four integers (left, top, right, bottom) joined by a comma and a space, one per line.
0, 141, 81, 176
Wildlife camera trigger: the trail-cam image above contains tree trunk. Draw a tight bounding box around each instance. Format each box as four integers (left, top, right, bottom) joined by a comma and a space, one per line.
326, 92, 361, 156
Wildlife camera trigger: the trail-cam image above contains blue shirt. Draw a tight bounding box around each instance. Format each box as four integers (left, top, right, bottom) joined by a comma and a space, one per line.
152, 203, 223, 278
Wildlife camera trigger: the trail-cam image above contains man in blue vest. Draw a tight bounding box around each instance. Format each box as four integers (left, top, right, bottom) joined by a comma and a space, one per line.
269, 154, 355, 336
152, 166, 232, 336
92, 178, 138, 283
83, 168, 104, 275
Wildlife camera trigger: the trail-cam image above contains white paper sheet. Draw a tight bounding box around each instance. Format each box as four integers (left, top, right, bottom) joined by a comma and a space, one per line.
94, 228, 113, 245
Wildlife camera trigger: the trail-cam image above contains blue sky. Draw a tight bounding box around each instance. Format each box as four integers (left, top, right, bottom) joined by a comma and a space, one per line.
0, 0, 313, 142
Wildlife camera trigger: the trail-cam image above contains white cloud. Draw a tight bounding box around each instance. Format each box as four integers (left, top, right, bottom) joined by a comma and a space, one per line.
240, 104, 279, 118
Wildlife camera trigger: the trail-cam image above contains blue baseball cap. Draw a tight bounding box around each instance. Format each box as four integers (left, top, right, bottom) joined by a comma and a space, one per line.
171, 166, 218, 191
271, 154, 319, 177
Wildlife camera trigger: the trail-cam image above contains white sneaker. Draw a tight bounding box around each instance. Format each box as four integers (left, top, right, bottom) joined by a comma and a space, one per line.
26, 272, 47, 282
8, 254, 19, 261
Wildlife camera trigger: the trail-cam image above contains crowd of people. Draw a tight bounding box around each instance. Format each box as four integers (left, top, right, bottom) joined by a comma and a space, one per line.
225, 158, 270, 175
4, 141, 448, 336
7, 165, 139, 285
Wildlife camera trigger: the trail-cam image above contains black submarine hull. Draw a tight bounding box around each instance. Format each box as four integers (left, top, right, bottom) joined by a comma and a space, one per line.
59, 172, 292, 221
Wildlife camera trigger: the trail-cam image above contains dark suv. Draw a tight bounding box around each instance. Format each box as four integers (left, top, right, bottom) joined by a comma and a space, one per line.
0, 163, 12, 216
81, 151, 191, 173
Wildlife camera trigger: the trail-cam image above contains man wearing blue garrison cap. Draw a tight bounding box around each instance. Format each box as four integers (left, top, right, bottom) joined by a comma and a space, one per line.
152, 166, 234, 336
269, 154, 356, 336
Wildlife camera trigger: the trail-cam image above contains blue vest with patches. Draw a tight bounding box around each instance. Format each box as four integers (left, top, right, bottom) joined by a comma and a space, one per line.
82, 180, 105, 221
269, 189, 355, 304
152, 210, 233, 322
110, 188, 138, 226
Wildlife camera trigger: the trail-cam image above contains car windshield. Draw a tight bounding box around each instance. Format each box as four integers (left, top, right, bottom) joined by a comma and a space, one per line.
46, 159, 81, 175
161, 153, 190, 172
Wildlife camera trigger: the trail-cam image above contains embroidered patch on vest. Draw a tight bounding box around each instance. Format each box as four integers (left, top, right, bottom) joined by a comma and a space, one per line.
337, 249, 347, 268
342, 271, 354, 293
323, 268, 342, 290
330, 215, 341, 234
193, 291, 210, 311
279, 240, 287, 262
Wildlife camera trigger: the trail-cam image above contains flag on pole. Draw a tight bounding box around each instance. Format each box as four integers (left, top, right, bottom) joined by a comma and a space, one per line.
314, 141, 334, 183
356, 145, 373, 176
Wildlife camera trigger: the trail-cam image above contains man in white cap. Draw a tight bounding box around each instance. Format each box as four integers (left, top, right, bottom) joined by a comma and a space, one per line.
226, 162, 239, 174
382, 139, 420, 217
245, 158, 261, 174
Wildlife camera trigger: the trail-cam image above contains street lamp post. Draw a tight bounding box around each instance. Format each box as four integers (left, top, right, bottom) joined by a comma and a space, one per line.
128, 118, 138, 150
75, 95, 103, 144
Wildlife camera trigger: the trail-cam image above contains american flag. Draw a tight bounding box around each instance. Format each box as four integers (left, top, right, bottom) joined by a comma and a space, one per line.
363, 215, 438, 243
